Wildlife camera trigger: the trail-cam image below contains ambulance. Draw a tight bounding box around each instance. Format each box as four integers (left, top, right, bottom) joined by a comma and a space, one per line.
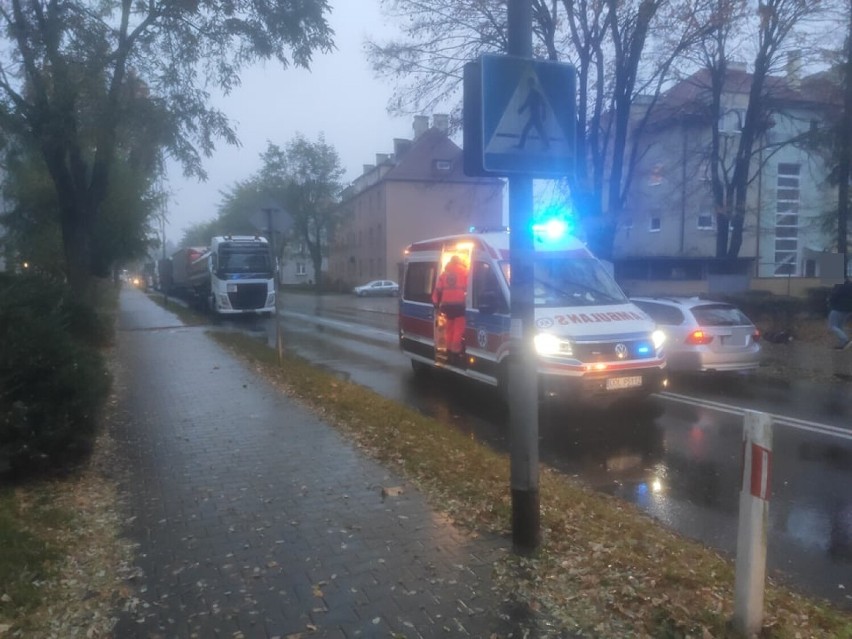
398, 226, 668, 403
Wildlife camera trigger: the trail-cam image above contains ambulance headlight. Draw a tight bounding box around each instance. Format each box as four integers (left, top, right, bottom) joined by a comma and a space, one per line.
652, 329, 666, 349
534, 333, 573, 357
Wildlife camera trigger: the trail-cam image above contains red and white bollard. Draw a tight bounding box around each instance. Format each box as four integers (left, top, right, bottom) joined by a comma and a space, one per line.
733, 410, 773, 636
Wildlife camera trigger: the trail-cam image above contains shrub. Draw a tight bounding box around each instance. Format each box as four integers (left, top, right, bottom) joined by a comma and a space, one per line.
0, 273, 111, 479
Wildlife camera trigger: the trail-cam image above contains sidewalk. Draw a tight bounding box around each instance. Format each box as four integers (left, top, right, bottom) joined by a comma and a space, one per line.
110, 288, 524, 638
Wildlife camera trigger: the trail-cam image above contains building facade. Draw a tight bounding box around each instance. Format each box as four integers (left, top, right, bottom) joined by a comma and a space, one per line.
278, 234, 325, 287
613, 61, 841, 291
328, 115, 505, 289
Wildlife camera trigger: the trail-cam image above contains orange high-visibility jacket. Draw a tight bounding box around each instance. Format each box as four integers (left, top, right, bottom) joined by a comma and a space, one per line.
432, 258, 468, 308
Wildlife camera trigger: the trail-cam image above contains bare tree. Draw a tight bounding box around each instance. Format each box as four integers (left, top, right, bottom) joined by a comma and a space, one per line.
654, 0, 840, 262
367, 0, 509, 125
724, 0, 832, 258
368, 0, 715, 258
683, 0, 752, 257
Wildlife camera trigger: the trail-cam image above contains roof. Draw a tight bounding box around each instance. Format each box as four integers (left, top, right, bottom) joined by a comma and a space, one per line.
647, 66, 841, 128
631, 296, 739, 310
384, 127, 500, 184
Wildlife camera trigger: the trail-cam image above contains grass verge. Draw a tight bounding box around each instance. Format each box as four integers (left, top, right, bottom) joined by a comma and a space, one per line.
0, 487, 64, 628
209, 329, 852, 638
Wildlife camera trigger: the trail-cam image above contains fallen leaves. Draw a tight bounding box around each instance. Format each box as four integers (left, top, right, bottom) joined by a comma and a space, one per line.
0, 427, 137, 638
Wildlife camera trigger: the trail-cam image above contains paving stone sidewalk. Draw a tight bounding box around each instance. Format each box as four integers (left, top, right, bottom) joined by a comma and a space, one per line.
109, 288, 526, 639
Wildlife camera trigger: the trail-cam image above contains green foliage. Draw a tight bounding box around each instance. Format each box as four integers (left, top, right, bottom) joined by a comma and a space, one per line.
0, 273, 111, 479
90, 158, 163, 275
1, 140, 163, 279
0, 0, 334, 291
258, 135, 345, 287
179, 219, 220, 248
180, 135, 344, 288
178, 178, 269, 247
0, 148, 65, 278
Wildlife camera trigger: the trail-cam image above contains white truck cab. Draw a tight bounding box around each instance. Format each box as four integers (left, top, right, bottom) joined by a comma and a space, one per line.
398, 227, 667, 403
191, 235, 276, 315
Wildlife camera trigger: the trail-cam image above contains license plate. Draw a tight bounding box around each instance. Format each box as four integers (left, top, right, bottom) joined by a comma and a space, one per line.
606, 376, 642, 390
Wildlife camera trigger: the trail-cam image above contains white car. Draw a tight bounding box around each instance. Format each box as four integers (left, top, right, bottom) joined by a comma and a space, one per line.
631, 296, 761, 374
352, 280, 399, 297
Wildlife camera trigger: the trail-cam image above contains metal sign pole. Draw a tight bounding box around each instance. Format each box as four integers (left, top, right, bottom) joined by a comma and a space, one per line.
263, 207, 283, 364
507, 0, 540, 554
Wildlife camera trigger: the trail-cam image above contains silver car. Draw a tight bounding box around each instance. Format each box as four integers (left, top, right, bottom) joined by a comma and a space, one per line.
352, 279, 399, 297
631, 296, 761, 373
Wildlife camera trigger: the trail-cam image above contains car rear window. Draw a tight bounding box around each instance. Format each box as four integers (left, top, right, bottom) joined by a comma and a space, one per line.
691, 304, 752, 326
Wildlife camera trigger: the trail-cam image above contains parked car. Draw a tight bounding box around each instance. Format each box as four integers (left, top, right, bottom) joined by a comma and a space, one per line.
631, 296, 761, 374
352, 279, 399, 297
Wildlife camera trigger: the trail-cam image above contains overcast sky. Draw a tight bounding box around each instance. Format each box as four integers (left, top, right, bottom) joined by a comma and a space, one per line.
163, 1, 414, 244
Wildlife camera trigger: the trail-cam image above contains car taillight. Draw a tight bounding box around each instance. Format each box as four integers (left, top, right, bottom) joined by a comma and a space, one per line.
752, 329, 761, 342
685, 330, 714, 345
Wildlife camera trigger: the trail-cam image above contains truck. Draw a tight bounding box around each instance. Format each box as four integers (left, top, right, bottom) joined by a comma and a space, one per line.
398, 226, 668, 404
167, 236, 276, 316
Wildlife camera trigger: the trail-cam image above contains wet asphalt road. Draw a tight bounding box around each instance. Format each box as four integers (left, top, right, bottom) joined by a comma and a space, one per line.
199, 290, 852, 610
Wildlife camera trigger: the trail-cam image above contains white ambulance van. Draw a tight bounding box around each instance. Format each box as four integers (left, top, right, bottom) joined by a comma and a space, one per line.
398, 227, 667, 403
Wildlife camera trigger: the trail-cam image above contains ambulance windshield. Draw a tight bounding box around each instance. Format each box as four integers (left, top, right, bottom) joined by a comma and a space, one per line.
533, 256, 627, 307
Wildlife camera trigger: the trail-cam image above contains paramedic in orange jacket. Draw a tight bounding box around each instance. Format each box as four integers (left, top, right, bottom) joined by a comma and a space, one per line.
432, 255, 469, 363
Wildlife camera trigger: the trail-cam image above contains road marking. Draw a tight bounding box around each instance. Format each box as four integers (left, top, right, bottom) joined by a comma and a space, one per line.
280, 310, 398, 344
660, 391, 852, 441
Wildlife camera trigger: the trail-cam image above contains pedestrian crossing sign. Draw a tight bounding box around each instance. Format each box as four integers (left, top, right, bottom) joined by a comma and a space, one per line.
466, 54, 576, 177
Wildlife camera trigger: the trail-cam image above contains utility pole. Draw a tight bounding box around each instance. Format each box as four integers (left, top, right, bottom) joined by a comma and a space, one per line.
506, 0, 540, 554
262, 207, 284, 363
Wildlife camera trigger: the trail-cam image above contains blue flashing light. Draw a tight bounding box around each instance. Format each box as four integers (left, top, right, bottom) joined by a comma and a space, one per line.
532, 218, 569, 242
531, 202, 576, 245
636, 343, 651, 356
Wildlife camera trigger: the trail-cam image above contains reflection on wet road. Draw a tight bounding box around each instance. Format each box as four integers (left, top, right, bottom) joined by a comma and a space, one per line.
228, 292, 852, 610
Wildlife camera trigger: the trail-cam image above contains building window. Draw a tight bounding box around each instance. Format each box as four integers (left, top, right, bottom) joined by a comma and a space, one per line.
433, 159, 452, 172
697, 214, 714, 230
804, 259, 816, 277
774, 163, 800, 276
718, 109, 744, 133
649, 217, 661, 232
296, 262, 307, 276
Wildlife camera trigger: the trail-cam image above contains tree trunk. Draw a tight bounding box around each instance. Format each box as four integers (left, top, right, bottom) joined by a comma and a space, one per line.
61, 203, 96, 303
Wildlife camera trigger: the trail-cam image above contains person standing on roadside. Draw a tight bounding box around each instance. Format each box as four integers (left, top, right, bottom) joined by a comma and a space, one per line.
432, 255, 469, 365
827, 277, 852, 349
